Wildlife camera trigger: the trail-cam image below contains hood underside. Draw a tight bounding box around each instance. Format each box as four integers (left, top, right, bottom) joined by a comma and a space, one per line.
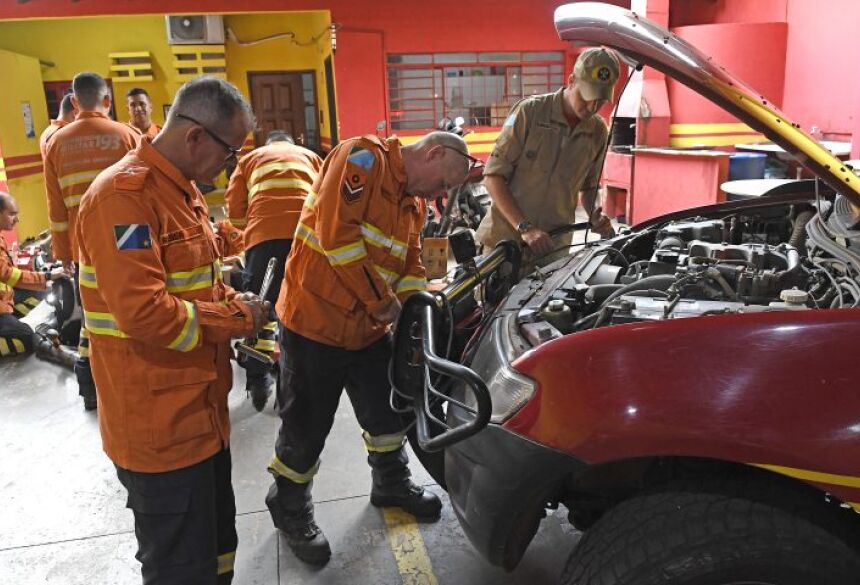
554, 2, 860, 208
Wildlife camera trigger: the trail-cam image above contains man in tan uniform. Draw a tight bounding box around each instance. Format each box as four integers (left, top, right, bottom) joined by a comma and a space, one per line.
476, 47, 620, 261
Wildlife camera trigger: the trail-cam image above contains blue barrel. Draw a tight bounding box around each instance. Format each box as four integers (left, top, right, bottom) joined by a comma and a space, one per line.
729, 153, 767, 180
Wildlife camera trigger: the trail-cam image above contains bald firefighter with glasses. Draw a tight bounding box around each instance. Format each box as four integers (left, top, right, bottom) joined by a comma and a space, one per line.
265, 131, 471, 564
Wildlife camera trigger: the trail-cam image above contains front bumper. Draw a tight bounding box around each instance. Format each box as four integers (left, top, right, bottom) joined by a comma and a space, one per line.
444, 420, 585, 570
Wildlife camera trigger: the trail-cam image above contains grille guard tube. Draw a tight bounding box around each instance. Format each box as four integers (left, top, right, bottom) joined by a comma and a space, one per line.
390, 241, 520, 452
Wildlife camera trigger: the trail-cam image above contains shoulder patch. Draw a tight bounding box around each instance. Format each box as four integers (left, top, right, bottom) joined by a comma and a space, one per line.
114, 224, 152, 251
114, 167, 150, 192
347, 148, 376, 171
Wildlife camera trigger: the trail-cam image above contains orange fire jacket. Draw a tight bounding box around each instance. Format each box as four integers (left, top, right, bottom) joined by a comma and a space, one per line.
0, 234, 46, 315
44, 111, 140, 262
276, 135, 427, 350
126, 122, 161, 140
225, 142, 323, 250
76, 140, 255, 473
38, 120, 66, 160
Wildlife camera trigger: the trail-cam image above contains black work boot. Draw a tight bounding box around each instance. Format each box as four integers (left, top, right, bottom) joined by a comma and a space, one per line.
75, 359, 97, 411
370, 479, 442, 520
265, 481, 331, 564
246, 372, 273, 412
368, 447, 442, 520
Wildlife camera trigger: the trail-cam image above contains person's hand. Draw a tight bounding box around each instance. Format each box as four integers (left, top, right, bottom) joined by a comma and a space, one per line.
521, 227, 554, 257
48, 265, 70, 281
237, 293, 270, 332
589, 208, 616, 239
371, 297, 401, 326
221, 255, 243, 269
64, 260, 76, 274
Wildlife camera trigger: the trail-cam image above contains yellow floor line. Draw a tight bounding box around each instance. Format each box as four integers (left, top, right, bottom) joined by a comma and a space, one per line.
382, 508, 439, 585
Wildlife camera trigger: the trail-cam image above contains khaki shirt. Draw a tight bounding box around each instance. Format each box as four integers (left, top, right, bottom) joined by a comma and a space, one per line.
476, 88, 608, 248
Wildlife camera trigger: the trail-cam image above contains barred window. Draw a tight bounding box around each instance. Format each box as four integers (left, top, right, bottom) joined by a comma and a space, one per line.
387, 51, 566, 130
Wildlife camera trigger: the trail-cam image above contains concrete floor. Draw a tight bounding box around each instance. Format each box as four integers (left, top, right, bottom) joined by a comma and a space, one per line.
0, 351, 580, 584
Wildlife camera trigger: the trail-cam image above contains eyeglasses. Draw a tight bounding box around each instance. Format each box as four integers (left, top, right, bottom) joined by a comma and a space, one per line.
175, 113, 242, 161
439, 144, 484, 173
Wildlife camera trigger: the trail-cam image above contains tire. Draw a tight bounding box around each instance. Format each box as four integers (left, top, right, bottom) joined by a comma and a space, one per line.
562, 479, 860, 585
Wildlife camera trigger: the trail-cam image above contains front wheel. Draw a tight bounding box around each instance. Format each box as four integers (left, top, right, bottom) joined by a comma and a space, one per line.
562, 479, 860, 585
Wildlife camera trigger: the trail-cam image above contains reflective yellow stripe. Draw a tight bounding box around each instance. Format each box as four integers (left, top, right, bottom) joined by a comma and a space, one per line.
15, 303, 30, 315
395, 275, 427, 295
12, 339, 25, 353
362, 430, 406, 453
167, 300, 200, 352
753, 464, 860, 489
0, 282, 9, 292
78, 345, 90, 358
268, 455, 320, 484
248, 177, 312, 200
229, 217, 247, 228
78, 264, 98, 289
3, 267, 22, 288
375, 264, 399, 286
80, 326, 89, 340
0, 339, 10, 356
360, 222, 407, 260
84, 310, 129, 339
58, 169, 100, 189
253, 338, 276, 352
247, 161, 313, 186
295, 223, 367, 266
63, 193, 84, 209
50, 220, 69, 232
303, 191, 318, 209
24, 297, 40, 307
165, 264, 214, 293
263, 320, 277, 331
217, 551, 236, 576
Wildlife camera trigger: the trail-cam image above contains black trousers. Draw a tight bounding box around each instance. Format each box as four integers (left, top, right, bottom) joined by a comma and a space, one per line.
116, 449, 237, 585
0, 312, 35, 357
268, 327, 411, 520
241, 239, 291, 380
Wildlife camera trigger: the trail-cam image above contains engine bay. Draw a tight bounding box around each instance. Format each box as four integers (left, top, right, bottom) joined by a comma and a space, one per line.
514, 197, 860, 346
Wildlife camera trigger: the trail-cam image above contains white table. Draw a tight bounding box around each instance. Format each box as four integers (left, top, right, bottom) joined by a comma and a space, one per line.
721, 178, 798, 200
736, 140, 851, 161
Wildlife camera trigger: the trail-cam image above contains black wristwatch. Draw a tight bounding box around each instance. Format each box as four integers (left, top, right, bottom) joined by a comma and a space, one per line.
516, 220, 533, 234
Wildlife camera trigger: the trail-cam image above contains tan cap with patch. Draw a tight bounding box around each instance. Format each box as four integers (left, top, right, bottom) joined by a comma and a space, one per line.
573, 47, 620, 101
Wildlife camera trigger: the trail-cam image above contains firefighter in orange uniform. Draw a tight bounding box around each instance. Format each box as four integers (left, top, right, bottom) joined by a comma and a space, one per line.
225, 130, 322, 410
266, 131, 471, 564
43, 71, 140, 410
76, 77, 267, 584
125, 87, 161, 139
0, 192, 68, 356
39, 93, 77, 160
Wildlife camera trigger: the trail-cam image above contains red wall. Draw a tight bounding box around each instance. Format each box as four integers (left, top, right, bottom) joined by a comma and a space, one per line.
782, 0, 860, 140
669, 22, 788, 122
669, 0, 787, 27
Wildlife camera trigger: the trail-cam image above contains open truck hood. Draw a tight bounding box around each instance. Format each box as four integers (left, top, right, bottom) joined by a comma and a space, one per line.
555, 2, 860, 209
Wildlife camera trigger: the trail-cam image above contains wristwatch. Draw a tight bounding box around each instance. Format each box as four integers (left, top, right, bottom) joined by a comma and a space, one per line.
516, 220, 533, 234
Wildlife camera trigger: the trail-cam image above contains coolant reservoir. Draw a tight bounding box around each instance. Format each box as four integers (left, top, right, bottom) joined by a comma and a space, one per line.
768, 288, 809, 310
541, 299, 573, 333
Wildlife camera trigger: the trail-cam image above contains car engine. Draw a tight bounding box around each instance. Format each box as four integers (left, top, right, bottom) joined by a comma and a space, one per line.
514, 203, 860, 344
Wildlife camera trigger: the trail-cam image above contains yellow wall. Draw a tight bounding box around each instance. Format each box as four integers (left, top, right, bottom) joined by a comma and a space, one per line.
0, 10, 334, 236
224, 11, 333, 146
0, 49, 50, 239
0, 11, 333, 139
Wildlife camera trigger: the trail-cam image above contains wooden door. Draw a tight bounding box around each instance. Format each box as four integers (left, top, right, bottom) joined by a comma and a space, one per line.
248, 72, 307, 147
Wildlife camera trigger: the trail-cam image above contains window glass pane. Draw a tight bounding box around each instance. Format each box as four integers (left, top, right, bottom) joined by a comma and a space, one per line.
523, 51, 564, 62
433, 53, 477, 64
478, 52, 519, 63
388, 54, 432, 64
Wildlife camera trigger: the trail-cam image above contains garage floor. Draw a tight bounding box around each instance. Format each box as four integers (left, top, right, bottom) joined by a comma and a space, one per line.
0, 352, 580, 584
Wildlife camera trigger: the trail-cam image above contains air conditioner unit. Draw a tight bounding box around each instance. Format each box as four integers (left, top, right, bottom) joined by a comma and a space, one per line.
166, 15, 225, 45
